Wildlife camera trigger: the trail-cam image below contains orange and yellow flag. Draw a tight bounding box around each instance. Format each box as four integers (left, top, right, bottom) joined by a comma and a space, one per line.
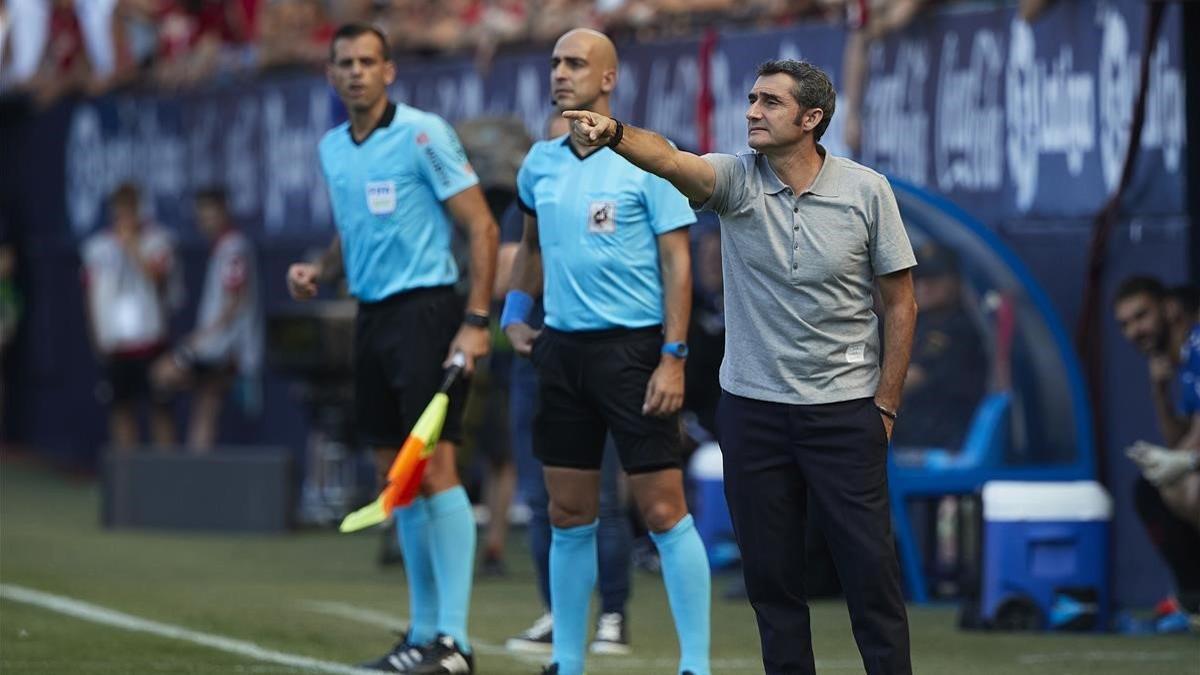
338, 391, 451, 533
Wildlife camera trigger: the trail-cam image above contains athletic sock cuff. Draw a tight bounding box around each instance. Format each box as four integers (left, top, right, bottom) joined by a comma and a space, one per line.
648, 513, 696, 546
426, 485, 470, 517
552, 520, 599, 540
396, 497, 430, 521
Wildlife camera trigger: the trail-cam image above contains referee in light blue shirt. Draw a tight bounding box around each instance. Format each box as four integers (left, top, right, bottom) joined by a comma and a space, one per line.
502, 29, 711, 675
286, 24, 498, 675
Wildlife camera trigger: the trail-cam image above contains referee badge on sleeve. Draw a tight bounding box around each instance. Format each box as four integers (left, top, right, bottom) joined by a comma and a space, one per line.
587, 200, 617, 234
365, 180, 398, 215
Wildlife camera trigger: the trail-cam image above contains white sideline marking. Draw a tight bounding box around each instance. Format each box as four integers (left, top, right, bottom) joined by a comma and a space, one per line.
3, 584, 860, 673
0, 584, 375, 675
299, 601, 407, 632
1018, 650, 1190, 665
297, 600, 861, 672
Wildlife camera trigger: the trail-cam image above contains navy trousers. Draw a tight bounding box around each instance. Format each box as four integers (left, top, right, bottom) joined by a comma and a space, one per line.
717, 391, 911, 675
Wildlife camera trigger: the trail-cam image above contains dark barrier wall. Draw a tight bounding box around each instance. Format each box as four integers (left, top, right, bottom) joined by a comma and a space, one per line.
0, 0, 1188, 607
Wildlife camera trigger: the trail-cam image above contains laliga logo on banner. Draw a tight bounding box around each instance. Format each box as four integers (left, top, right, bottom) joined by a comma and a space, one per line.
1004, 19, 1095, 212
1097, 5, 1131, 192
1097, 5, 1184, 193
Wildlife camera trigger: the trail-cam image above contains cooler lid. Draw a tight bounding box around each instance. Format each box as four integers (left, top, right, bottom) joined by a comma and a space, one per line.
982, 481, 1112, 522
688, 442, 724, 480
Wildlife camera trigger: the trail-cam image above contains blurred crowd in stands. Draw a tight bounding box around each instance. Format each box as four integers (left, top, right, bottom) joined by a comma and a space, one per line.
0, 0, 1063, 152
5, 1, 1056, 93
7, 0, 1070, 100
0, 0, 853, 104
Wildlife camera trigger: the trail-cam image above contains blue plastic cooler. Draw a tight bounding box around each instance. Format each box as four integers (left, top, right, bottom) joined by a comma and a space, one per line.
688, 442, 738, 568
980, 481, 1112, 631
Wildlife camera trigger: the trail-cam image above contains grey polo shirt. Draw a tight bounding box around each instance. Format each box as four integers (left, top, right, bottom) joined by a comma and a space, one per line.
697, 147, 916, 405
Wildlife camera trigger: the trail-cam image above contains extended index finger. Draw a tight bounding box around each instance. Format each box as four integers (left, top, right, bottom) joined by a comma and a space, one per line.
560, 110, 592, 122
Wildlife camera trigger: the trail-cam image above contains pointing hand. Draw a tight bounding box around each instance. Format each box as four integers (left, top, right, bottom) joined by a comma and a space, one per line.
561, 110, 616, 147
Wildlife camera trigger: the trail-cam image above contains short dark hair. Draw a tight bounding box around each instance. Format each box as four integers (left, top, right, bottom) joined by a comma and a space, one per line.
195, 186, 228, 205
756, 59, 836, 142
110, 182, 140, 209
329, 23, 391, 63
1167, 284, 1200, 316
1114, 276, 1166, 305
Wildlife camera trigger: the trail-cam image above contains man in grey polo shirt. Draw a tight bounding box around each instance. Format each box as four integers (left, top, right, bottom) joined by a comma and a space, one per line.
564, 59, 917, 675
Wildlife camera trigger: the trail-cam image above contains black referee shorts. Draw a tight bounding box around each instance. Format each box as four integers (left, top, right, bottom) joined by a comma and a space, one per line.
531, 325, 682, 474
354, 285, 467, 448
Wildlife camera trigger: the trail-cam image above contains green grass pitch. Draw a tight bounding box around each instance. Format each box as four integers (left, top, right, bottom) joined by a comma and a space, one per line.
1, 459, 1195, 674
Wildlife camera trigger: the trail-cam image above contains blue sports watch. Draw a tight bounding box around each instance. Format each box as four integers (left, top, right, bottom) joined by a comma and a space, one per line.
662, 341, 689, 359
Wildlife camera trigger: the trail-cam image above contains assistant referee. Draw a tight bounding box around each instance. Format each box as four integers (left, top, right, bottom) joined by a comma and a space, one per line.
286, 24, 498, 675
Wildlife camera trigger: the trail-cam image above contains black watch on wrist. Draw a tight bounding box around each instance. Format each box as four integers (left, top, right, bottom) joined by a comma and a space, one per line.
463, 311, 490, 329
607, 119, 625, 149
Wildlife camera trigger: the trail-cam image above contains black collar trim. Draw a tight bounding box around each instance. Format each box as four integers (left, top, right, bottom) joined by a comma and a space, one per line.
350, 102, 397, 146
562, 135, 603, 161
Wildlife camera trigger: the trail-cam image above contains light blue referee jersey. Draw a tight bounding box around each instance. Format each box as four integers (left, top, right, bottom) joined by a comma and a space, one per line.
517, 136, 696, 332
318, 102, 478, 302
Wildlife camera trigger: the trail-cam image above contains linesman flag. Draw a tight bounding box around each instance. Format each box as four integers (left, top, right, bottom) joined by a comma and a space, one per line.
339, 352, 467, 533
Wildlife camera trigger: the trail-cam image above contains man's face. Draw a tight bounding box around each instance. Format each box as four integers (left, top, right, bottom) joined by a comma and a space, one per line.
549, 34, 612, 111
1114, 293, 1167, 355
112, 201, 140, 236
327, 34, 395, 113
746, 74, 820, 151
195, 200, 225, 241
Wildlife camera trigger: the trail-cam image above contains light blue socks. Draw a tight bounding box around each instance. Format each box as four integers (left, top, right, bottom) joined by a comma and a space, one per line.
550, 521, 599, 675
395, 498, 438, 644
426, 486, 476, 651
651, 514, 711, 675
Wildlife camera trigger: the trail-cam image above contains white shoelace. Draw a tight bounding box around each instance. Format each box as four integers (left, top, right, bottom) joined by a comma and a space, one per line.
522, 612, 554, 639
594, 612, 623, 642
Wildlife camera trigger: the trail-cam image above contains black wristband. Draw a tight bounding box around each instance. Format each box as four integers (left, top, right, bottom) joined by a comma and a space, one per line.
463, 311, 490, 329
607, 119, 624, 149
875, 403, 898, 421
